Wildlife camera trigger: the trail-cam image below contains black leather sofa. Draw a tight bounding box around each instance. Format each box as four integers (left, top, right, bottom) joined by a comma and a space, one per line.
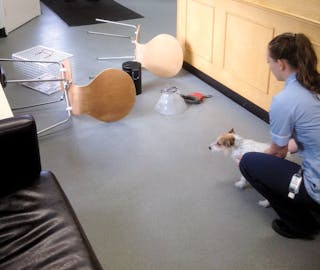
0, 115, 103, 270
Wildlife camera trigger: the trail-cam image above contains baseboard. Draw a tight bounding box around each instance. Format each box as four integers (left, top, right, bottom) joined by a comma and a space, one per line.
183, 62, 269, 123
0, 28, 7, 38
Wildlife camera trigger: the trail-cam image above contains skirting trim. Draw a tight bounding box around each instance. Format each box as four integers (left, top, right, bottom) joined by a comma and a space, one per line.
183, 62, 269, 123
0, 28, 7, 38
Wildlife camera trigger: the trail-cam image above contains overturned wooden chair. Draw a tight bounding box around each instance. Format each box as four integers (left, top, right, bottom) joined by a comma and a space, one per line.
0, 58, 136, 134
88, 19, 184, 78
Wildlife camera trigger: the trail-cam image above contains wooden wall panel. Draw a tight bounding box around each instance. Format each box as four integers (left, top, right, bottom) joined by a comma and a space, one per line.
224, 13, 273, 93
185, 0, 215, 62
177, 0, 320, 112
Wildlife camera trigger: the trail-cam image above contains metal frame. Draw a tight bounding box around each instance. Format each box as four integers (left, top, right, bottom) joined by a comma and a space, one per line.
0, 58, 72, 135
87, 18, 138, 61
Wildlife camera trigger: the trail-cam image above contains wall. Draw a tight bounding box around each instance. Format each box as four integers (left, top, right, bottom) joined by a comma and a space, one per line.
1, 0, 40, 34
0, 0, 5, 30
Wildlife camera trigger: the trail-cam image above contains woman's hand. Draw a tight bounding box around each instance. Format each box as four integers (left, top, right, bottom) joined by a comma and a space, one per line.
235, 155, 242, 166
264, 142, 288, 158
288, 138, 298, 154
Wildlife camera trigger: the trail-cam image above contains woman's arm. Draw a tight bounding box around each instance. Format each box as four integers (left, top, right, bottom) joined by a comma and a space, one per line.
265, 142, 288, 158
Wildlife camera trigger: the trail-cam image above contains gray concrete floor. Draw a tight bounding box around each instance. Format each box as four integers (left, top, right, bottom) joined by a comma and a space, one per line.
1, 1, 320, 269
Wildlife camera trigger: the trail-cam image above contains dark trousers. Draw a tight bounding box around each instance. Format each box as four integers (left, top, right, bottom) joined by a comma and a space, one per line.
239, 152, 320, 233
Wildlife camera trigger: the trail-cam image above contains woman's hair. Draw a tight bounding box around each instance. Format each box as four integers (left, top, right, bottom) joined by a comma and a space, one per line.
268, 33, 320, 95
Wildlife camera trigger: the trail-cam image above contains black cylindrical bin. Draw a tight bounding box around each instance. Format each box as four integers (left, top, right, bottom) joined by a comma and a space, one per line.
122, 61, 142, 95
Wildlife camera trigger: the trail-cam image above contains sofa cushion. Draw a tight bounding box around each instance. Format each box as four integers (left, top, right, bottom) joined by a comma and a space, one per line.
0, 171, 103, 270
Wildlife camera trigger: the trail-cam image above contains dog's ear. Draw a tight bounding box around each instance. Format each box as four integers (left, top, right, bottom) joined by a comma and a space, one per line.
221, 135, 235, 147
225, 136, 235, 147
228, 128, 235, 134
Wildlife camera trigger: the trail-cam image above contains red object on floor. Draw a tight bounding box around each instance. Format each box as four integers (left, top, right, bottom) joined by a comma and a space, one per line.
190, 92, 205, 101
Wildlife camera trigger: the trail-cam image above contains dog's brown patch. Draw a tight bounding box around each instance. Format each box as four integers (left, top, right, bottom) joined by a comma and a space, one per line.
216, 133, 235, 148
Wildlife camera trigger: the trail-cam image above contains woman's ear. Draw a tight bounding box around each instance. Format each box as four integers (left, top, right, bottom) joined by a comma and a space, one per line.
277, 59, 287, 71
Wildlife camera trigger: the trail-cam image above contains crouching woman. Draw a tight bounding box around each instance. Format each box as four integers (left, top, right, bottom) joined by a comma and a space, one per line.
240, 33, 320, 239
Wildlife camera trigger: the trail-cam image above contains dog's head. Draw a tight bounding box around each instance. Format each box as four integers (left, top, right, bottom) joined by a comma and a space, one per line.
208, 128, 236, 152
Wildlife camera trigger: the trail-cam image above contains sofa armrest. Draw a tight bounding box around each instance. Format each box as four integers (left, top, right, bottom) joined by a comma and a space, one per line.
0, 114, 41, 195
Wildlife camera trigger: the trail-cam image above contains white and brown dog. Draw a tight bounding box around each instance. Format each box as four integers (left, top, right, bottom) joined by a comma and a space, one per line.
208, 128, 270, 207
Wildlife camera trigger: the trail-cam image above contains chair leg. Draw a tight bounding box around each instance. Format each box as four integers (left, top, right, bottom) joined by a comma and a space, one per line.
11, 95, 65, 110
37, 89, 73, 135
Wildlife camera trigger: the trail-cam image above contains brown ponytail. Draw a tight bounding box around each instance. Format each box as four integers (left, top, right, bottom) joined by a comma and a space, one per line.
268, 33, 320, 95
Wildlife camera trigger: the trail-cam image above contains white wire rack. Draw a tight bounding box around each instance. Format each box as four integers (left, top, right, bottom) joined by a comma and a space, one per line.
12, 45, 73, 95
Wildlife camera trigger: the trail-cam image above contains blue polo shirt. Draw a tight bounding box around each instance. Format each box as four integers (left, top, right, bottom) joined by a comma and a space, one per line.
269, 73, 320, 204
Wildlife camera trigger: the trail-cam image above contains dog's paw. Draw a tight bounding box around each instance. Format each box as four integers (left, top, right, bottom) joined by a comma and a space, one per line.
258, 199, 270, 208
234, 180, 249, 189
